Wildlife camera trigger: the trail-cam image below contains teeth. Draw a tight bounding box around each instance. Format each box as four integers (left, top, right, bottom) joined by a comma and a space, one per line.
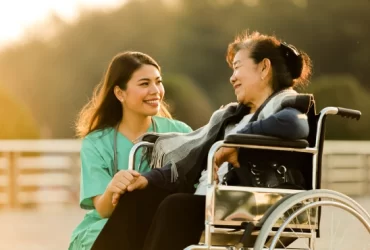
145, 100, 159, 104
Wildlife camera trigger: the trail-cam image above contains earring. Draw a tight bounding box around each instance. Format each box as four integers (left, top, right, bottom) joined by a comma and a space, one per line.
261, 76, 264, 80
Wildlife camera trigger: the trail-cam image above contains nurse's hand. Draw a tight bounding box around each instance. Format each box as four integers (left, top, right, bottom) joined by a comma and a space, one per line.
112, 193, 120, 206
112, 176, 149, 205
108, 170, 140, 205
127, 176, 148, 192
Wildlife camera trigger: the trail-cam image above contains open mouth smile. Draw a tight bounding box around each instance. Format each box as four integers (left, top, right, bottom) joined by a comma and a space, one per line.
144, 99, 160, 107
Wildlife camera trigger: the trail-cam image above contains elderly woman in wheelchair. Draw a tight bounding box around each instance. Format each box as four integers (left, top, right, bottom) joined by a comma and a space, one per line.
94, 31, 370, 250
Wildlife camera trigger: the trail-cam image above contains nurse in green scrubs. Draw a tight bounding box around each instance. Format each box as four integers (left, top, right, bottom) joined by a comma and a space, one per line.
69, 51, 192, 250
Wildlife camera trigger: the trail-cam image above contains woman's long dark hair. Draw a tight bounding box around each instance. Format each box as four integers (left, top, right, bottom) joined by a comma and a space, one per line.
75, 51, 171, 138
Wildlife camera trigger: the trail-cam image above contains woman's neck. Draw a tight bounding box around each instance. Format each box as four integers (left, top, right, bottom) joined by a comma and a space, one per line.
249, 88, 274, 113
119, 113, 152, 142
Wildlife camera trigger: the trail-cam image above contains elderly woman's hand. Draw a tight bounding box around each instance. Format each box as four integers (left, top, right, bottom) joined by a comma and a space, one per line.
214, 147, 240, 168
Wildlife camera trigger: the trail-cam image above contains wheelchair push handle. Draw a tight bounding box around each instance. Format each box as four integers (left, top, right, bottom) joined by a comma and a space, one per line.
337, 107, 361, 120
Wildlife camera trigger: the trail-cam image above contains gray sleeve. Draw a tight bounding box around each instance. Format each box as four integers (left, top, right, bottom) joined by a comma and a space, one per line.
237, 107, 309, 140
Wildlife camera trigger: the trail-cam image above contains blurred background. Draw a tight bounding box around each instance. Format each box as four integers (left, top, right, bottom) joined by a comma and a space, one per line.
0, 0, 369, 249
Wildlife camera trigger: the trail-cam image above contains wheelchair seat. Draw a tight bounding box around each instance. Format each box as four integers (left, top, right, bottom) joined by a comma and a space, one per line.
185, 98, 367, 249
128, 95, 369, 250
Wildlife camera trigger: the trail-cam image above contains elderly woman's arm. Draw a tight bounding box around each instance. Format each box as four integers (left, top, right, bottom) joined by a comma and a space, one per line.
214, 108, 309, 168
143, 107, 309, 191
238, 107, 309, 139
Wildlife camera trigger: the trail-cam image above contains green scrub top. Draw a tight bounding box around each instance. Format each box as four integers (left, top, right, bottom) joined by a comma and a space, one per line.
69, 116, 192, 250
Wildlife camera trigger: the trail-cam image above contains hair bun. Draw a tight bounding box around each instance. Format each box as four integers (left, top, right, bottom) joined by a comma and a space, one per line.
280, 42, 303, 79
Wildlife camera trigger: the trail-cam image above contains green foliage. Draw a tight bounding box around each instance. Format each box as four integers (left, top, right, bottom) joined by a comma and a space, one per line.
307, 75, 370, 140
163, 74, 214, 129
0, 87, 40, 139
0, 0, 368, 138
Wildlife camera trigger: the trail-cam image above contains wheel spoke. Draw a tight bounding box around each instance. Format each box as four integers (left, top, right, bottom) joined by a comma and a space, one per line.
329, 200, 335, 250
253, 190, 370, 250
336, 219, 351, 249
329, 211, 341, 250
287, 202, 312, 250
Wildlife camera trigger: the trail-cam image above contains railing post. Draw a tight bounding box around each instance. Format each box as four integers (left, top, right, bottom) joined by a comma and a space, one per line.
69, 153, 81, 204
8, 151, 19, 208
322, 154, 330, 189
366, 154, 370, 196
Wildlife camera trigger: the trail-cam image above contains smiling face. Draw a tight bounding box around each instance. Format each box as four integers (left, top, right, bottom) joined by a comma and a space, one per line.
119, 64, 164, 117
229, 49, 274, 111
230, 49, 264, 106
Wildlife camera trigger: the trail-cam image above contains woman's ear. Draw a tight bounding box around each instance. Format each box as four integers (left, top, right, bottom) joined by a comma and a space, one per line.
260, 58, 271, 80
114, 86, 124, 102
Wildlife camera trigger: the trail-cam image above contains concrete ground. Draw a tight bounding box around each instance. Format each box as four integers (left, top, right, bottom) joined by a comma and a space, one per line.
0, 196, 369, 250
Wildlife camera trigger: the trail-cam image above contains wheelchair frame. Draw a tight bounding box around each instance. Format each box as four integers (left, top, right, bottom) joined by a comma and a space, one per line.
128, 107, 370, 250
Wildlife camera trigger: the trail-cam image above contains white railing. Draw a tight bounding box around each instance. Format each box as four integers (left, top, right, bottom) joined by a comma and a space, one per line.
0, 140, 369, 208
0, 140, 81, 208
322, 141, 370, 196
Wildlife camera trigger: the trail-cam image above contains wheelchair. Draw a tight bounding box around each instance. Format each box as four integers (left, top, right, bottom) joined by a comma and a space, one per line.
128, 101, 370, 250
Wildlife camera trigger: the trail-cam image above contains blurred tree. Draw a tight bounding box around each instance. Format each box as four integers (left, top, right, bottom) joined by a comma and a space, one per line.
0, 0, 368, 138
0, 87, 40, 139
163, 74, 214, 129
307, 75, 370, 140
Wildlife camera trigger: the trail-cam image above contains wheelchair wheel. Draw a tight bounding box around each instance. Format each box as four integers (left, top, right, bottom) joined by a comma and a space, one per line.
253, 189, 370, 250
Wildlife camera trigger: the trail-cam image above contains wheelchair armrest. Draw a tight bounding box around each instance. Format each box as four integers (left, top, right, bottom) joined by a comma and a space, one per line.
141, 131, 189, 143
224, 134, 309, 148
141, 133, 160, 143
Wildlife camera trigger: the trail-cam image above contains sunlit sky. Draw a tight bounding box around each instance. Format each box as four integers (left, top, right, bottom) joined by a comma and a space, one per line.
0, 0, 125, 47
